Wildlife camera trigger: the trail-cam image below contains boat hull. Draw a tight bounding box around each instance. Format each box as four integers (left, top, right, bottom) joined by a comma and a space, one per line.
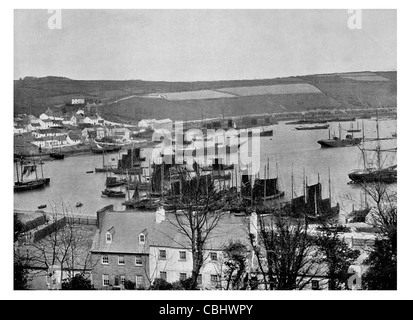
317, 137, 362, 148
14, 178, 50, 192
348, 168, 397, 184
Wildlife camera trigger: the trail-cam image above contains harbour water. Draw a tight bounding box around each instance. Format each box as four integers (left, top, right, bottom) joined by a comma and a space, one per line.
14, 119, 397, 220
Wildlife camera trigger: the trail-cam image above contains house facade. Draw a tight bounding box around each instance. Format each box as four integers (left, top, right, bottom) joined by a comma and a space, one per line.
90, 206, 252, 290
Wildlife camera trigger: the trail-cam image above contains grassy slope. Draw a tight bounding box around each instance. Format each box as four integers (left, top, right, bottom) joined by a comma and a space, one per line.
14, 72, 397, 120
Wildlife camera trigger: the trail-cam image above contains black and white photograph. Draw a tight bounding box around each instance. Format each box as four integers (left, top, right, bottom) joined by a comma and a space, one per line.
6, 2, 409, 303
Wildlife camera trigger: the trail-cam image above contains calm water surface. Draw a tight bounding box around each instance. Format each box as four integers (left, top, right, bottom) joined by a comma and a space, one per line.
14, 119, 397, 220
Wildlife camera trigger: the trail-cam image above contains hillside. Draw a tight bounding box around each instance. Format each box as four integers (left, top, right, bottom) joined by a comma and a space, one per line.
14, 71, 397, 121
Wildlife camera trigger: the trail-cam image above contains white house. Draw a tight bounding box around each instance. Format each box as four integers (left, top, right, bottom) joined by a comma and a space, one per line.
39, 113, 49, 120
89, 206, 252, 290
70, 114, 85, 126
72, 98, 85, 105
84, 116, 100, 125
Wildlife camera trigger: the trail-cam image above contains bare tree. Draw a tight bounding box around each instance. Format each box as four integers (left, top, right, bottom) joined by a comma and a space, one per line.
26, 203, 96, 288
164, 168, 236, 290
250, 211, 321, 290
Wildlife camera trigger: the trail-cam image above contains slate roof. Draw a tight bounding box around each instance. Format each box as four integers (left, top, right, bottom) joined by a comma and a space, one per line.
90, 210, 251, 255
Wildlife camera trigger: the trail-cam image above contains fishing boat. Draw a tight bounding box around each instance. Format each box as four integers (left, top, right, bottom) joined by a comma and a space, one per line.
38, 204, 47, 209
95, 144, 144, 175
105, 176, 127, 188
287, 170, 340, 223
101, 189, 126, 198
241, 159, 285, 204
348, 117, 397, 184
295, 124, 329, 130
14, 157, 50, 192
50, 151, 65, 160
317, 123, 362, 148
75, 202, 83, 207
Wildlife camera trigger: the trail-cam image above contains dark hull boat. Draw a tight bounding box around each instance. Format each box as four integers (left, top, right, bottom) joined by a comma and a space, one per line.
348, 165, 397, 184
295, 124, 329, 130
286, 120, 328, 125
50, 152, 65, 160
318, 136, 362, 148
14, 158, 50, 192
101, 189, 126, 198
14, 178, 50, 192
241, 175, 285, 204
105, 176, 126, 188
286, 178, 340, 224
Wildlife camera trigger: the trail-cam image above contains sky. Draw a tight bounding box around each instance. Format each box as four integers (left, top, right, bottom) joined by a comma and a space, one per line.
14, 9, 397, 81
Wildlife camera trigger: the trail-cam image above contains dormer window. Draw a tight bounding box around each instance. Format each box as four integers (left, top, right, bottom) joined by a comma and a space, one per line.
106, 232, 112, 243
139, 233, 145, 244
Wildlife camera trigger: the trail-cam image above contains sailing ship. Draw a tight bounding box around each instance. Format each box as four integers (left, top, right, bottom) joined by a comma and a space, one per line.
317, 124, 362, 148
95, 145, 145, 174
287, 170, 340, 223
241, 160, 285, 204
348, 117, 397, 184
14, 157, 50, 192
295, 124, 329, 130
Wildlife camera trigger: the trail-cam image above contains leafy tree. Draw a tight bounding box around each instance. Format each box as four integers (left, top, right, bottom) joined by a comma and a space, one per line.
223, 241, 248, 290
124, 280, 136, 290
316, 225, 360, 290
363, 238, 397, 290
62, 274, 94, 290
150, 278, 173, 290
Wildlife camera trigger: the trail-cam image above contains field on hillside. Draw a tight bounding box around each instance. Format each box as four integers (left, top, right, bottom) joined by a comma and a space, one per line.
216, 83, 322, 96
102, 93, 341, 121
14, 72, 397, 120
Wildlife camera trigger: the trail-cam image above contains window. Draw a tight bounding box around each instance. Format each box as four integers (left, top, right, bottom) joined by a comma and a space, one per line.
179, 251, 187, 261
106, 232, 112, 243
197, 274, 202, 285
135, 256, 143, 266
160, 272, 167, 281
180, 273, 187, 281
312, 280, 320, 290
102, 255, 109, 265
118, 255, 125, 265
211, 275, 219, 285
210, 252, 218, 261
102, 274, 109, 287
139, 233, 145, 244
136, 275, 144, 287
159, 250, 166, 260
120, 276, 126, 286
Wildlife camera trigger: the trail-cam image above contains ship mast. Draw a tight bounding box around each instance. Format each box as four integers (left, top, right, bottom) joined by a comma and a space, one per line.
376, 114, 381, 169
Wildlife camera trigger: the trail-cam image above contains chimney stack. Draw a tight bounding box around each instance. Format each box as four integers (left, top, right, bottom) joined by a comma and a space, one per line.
156, 206, 166, 224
